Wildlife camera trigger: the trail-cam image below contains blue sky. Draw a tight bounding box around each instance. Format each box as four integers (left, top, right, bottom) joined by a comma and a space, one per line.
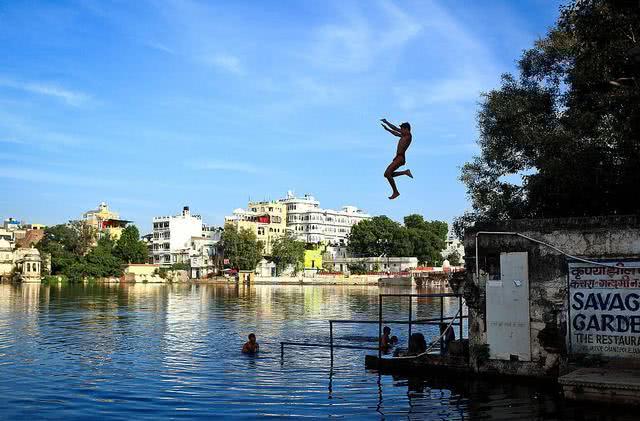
0, 0, 562, 233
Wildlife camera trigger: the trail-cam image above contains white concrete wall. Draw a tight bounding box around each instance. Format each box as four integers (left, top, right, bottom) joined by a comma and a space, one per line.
169, 215, 202, 252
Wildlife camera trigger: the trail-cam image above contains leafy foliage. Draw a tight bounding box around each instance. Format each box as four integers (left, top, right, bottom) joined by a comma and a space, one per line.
269, 232, 305, 275
38, 222, 148, 281
455, 0, 640, 237
348, 214, 448, 265
221, 224, 263, 271
347, 261, 368, 275
114, 225, 148, 264
445, 250, 462, 266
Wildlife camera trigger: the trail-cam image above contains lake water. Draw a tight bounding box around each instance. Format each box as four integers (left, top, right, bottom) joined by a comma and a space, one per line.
0, 283, 634, 420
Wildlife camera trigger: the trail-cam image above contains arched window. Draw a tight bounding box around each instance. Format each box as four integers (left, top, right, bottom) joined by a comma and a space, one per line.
26, 263, 31, 272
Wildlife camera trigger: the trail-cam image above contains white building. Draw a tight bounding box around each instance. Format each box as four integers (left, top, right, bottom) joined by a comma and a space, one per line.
189, 226, 223, 279
279, 192, 370, 245
441, 233, 465, 265
326, 256, 418, 274
0, 237, 43, 282
152, 206, 204, 266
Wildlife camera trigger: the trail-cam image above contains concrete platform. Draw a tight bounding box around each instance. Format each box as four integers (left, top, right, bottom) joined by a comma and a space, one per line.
559, 368, 640, 405
365, 352, 470, 374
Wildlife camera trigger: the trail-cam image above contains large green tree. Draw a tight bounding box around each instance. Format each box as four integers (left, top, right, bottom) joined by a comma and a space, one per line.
114, 225, 148, 264
348, 216, 410, 257
404, 215, 448, 265
80, 236, 123, 279
221, 224, 263, 271
269, 232, 305, 275
455, 0, 640, 237
348, 214, 447, 265
38, 224, 123, 281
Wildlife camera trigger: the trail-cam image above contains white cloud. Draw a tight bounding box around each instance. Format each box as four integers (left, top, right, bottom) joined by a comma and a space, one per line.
309, 0, 422, 73
187, 160, 259, 174
0, 167, 113, 187
0, 77, 90, 106
395, 73, 490, 109
145, 41, 175, 55
202, 53, 245, 75
0, 111, 86, 148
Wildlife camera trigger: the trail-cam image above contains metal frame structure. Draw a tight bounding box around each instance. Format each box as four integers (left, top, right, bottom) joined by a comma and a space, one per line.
376, 293, 465, 359
280, 292, 467, 364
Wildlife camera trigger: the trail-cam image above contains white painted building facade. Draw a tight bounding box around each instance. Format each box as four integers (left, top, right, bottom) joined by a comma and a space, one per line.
279, 192, 370, 244
441, 234, 465, 265
152, 206, 203, 266
189, 227, 223, 279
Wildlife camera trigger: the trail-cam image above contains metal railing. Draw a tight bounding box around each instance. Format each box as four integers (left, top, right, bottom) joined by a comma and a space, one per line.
280, 292, 467, 364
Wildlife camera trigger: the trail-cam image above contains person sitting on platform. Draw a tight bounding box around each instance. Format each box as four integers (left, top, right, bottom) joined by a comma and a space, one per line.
242, 333, 259, 354
408, 332, 427, 355
393, 332, 427, 357
439, 323, 456, 354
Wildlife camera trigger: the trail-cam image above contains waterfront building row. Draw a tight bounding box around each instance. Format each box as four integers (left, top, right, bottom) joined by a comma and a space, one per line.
224, 192, 371, 254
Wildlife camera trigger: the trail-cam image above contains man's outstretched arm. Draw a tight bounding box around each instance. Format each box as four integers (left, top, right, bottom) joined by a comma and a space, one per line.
381, 119, 401, 132
381, 122, 401, 137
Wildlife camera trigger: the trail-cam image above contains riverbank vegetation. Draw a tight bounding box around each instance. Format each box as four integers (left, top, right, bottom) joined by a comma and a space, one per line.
270, 232, 305, 275
38, 223, 148, 282
347, 214, 448, 266
221, 224, 263, 271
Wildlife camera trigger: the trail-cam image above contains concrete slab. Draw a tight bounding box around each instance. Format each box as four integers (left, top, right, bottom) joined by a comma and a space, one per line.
559, 368, 640, 405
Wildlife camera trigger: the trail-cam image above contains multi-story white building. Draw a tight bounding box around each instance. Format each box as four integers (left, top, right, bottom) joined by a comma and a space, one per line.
151, 206, 203, 266
441, 233, 465, 265
189, 226, 223, 278
279, 191, 371, 245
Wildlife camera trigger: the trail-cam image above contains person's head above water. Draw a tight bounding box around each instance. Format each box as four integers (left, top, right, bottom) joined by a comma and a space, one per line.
400, 122, 411, 133
383, 326, 391, 335
248, 333, 256, 343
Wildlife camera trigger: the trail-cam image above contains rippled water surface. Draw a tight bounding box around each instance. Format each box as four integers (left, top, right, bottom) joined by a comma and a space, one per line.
0, 283, 634, 420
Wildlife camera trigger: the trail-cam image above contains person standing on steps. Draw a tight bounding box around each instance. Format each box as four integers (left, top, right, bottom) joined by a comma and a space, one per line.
380, 118, 413, 200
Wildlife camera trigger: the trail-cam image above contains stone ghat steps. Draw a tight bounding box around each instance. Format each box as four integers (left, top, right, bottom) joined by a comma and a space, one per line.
559, 367, 640, 405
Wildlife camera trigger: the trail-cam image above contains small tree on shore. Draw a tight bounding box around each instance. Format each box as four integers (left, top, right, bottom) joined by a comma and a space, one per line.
221, 224, 263, 271
269, 232, 305, 275
114, 225, 148, 264
445, 250, 462, 266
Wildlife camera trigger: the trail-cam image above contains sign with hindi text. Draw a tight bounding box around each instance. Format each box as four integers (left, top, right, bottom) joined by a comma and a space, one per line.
569, 260, 640, 358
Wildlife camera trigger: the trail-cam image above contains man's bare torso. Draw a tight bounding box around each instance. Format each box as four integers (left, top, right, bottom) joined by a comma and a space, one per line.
396, 133, 412, 157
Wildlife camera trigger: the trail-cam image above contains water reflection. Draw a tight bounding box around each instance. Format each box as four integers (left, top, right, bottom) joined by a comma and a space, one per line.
0, 283, 635, 419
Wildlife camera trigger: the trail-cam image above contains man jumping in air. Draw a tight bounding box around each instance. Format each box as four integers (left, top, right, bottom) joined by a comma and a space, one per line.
380, 118, 413, 200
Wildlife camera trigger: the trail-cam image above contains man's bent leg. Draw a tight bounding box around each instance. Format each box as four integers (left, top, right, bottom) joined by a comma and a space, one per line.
384, 159, 403, 199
